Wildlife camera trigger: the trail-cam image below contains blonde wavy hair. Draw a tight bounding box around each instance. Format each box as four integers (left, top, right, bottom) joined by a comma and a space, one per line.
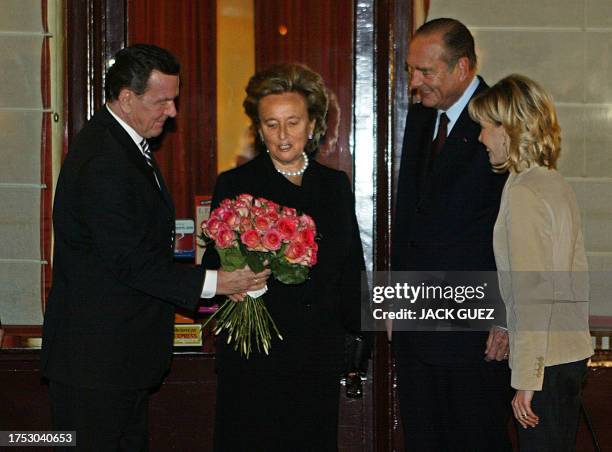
468, 74, 561, 173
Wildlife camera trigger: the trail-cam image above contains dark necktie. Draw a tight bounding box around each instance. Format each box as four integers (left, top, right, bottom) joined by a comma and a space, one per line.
431, 112, 449, 158
140, 138, 160, 189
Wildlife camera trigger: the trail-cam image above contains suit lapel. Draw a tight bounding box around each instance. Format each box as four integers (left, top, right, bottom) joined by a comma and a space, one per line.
426, 77, 488, 182
148, 152, 176, 216
98, 108, 175, 214
415, 109, 437, 198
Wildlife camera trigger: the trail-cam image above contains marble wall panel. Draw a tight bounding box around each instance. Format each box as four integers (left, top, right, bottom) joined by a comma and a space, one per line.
474, 30, 584, 103
428, 0, 584, 28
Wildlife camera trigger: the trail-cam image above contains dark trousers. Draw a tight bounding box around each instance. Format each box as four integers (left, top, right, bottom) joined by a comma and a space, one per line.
517, 359, 588, 452
48, 380, 150, 452
214, 370, 340, 452
395, 354, 512, 452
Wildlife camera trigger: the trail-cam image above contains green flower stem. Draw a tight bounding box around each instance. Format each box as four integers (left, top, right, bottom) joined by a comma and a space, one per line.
202, 295, 283, 358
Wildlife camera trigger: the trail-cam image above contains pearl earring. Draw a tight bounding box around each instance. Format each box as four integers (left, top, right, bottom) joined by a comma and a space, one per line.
308, 132, 313, 140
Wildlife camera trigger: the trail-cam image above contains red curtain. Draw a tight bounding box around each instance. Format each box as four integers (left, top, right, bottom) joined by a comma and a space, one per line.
128, 0, 217, 218
254, 0, 354, 179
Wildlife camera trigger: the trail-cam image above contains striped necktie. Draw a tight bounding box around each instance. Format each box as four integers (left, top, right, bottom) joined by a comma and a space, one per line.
139, 138, 160, 188
140, 138, 153, 167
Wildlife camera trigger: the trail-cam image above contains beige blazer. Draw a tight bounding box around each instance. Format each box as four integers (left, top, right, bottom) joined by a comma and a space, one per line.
494, 165, 593, 390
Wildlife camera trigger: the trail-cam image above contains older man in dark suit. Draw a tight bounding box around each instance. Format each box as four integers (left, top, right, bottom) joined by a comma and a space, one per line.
392, 19, 512, 451
42, 44, 269, 451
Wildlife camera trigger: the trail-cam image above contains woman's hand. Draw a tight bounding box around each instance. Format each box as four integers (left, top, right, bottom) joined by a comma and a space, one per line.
484, 325, 509, 361
512, 390, 539, 428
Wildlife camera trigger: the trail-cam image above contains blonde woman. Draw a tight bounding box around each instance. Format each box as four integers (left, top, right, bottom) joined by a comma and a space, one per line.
469, 74, 593, 452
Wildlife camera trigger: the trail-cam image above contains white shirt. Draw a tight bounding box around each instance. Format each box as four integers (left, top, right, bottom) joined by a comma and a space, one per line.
106, 104, 217, 298
432, 76, 480, 139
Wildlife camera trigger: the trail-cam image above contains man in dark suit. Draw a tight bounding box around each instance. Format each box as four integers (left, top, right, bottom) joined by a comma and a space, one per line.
392, 19, 512, 450
42, 44, 269, 451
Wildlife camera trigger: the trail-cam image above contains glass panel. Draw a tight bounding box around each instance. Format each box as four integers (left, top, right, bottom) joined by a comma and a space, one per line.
0, 35, 44, 109
0, 262, 42, 325
0, 0, 45, 32
0, 111, 42, 184
0, 187, 40, 260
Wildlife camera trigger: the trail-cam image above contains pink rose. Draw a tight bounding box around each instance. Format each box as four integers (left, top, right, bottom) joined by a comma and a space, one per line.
276, 217, 299, 241
266, 201, 280, 213
251, 206, 265, 217
282, 206, 297, 217
307, 242, 318, 266
204, 218, 223, 239
219, 208, 239, 228
220, 198, 233, 208
298, 214, 316, 234
240, 229, 261, 250
236, 193, 253, 205
254, 197, 269, 207
239, 216, 252, 233
266, 211, 279, 223
284, 241, 307, 263
234, 201, 250, 218
254, 215, 271, 232
262, 229, 282, 251
216, 225, 237, 249
295, 229, 315, 246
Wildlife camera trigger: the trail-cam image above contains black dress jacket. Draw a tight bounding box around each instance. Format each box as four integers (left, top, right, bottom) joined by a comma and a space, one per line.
204, 153, 366, 376
42, 107, 205, 390
392, 78, 508, 365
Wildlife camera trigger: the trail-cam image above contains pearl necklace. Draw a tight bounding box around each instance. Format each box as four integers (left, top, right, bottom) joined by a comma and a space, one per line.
273, 151, 309, 177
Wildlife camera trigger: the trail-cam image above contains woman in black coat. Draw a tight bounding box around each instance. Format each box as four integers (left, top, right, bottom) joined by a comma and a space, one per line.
206, 63, 365, 452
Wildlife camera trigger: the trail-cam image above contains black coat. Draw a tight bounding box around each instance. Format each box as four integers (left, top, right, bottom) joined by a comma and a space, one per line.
204, 153, 366, 376
207, 153, 366, 450
42, 107, 205, 389
392, 79, 508, 365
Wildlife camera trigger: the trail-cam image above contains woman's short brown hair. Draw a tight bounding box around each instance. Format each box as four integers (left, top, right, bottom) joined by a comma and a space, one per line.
243, 63, 328, 154
469, 74, 561, 172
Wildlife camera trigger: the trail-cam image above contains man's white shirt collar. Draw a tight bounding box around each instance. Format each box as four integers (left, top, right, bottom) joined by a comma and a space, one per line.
434, 76, 480, 137
106, 104, 144, 149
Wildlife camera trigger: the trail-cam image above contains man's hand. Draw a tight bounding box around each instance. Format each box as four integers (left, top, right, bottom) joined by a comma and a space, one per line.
216, 267, 271, 297
512, 389, 539, 428
484, 325, 509, 361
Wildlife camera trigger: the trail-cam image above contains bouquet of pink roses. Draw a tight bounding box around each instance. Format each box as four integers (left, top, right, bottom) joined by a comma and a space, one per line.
201, 194, 318, 358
